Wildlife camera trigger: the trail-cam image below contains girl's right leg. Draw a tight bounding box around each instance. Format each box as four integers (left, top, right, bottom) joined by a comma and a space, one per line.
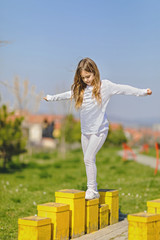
81, 131, 108, 199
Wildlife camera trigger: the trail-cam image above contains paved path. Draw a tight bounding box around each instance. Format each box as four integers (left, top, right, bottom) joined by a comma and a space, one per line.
75, 151, 158, 240
118, 150, 159, 170
74, 219, 128, 240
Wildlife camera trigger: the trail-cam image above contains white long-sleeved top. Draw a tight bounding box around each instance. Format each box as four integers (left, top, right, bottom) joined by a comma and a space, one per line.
46, 80, 148, 134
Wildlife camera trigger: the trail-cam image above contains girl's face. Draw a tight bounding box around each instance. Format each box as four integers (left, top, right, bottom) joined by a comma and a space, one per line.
81, 70, 95, 86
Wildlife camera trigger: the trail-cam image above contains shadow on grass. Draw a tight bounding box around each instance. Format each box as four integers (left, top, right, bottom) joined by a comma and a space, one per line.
0, 161, 62, 174
0, 162, 28, 174
119, 208, 128, 221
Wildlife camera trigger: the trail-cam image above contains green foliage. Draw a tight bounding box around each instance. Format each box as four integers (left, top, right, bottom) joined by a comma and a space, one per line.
104, 126, 127, 146
61, 114, 81, 143
0, 105, 26, 169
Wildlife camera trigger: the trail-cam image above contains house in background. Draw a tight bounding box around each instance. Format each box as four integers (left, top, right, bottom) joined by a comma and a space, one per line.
27, 114, 63, 148
13, 111, 64, 149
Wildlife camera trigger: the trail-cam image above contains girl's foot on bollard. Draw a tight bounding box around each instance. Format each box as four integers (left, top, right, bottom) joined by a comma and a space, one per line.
85, 189, 100, 200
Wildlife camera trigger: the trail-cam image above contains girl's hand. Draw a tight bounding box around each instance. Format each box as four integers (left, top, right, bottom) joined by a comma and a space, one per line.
147, 89, 152, 95
43, 97, 48, 101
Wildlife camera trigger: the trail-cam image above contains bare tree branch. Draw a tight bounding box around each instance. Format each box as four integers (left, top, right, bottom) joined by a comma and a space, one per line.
0, 77, 43, 113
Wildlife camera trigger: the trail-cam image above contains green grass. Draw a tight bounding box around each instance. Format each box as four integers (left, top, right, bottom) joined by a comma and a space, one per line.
1, 146, 160, 239
140, 147, 157, 158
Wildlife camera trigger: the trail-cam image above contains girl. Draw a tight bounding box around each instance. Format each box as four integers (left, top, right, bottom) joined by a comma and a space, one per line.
43, 58, 152, 200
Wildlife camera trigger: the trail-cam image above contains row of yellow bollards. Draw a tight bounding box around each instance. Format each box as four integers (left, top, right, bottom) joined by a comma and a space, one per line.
18, 189, 119, 240
128, 199, 160, 240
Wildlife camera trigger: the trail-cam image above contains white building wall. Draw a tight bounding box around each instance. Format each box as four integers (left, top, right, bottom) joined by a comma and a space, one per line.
29, 124, 42, 143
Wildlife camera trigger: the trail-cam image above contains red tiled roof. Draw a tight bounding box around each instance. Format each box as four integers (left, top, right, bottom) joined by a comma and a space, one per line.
8, 112, 64, 129
27, 114, 63, 124
110, 123, 122, 130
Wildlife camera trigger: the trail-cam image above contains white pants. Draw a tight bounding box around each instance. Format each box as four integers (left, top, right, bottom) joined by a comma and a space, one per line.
81, 130, 108, 192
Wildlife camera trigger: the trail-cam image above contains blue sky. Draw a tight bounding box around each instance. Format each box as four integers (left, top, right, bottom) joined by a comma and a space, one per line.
0, 0, 160, 125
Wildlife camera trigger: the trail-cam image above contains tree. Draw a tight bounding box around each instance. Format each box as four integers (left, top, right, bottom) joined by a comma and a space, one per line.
104, 126, 127, 146
12, 76, 43, 113
0, 105, 26, 169
58, 114, 81, 157
63, 114, 81, 143
0, 76, 43, 114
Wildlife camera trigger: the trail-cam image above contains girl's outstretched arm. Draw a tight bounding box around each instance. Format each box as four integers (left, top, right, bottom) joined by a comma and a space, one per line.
147, 89, 152, 95
43, 90, 72, 102
106, 80, 152, 97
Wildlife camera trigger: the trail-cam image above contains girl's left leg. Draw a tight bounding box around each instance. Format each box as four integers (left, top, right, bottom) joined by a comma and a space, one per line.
81, 131, 108, 197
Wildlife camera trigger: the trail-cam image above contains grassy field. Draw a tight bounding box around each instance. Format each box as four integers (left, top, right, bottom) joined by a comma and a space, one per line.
140, 147, 157, 157
0, 146, 160, 240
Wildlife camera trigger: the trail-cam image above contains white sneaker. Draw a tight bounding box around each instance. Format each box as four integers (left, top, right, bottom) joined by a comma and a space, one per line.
85, 189, 100, 200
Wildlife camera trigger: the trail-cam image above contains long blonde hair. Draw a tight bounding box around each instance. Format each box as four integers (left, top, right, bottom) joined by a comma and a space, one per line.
71, 58, 102, 109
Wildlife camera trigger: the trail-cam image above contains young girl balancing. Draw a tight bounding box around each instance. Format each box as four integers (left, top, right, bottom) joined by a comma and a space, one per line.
43, 58, 152, 200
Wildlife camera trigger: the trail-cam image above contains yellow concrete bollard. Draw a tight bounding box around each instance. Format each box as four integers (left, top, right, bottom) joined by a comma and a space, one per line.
98, 204, 109, 229
128, 212, 160, 240
99, 189, 119, 224
147, 199, 160, 214
85, 198, 99, 234
55, 189, 85, 239
18, 216, 51, 240
37, 202, 70, 240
